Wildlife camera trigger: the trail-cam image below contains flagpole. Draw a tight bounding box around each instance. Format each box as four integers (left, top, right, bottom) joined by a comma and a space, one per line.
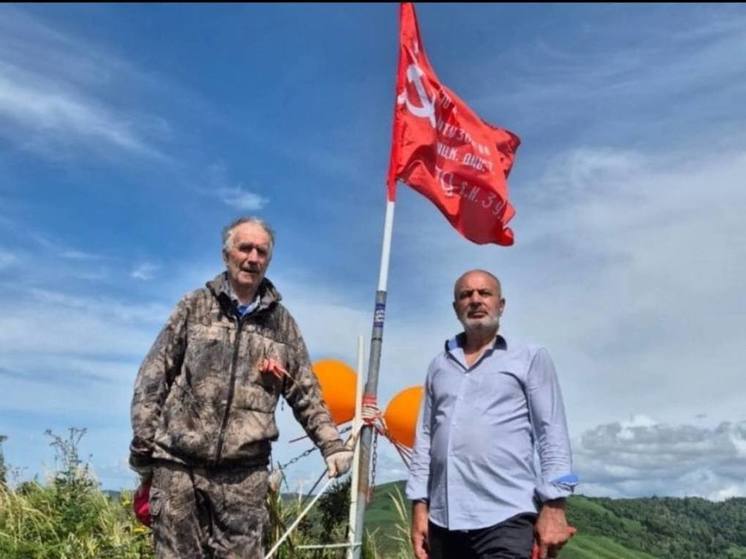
351, 197, 396, 559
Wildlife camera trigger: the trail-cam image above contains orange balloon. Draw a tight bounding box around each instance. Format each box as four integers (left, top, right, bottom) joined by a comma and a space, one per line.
312, 359, 357, 425
383, 386, 424, 448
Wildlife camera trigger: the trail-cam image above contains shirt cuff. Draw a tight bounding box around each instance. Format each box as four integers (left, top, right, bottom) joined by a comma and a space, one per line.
319, 438, 346, 459
129, 452, 154, 477
536, 473, 578, 502
405, 478, 429, 502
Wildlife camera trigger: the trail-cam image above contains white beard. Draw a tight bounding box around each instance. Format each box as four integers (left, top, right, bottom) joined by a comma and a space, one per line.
460, 313, 500, 333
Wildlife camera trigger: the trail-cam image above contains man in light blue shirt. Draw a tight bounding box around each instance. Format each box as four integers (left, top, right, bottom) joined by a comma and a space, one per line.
407, 270, 577, 559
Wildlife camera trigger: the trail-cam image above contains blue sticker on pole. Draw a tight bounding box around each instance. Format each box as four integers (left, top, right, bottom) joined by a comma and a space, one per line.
374, 303, 386, 327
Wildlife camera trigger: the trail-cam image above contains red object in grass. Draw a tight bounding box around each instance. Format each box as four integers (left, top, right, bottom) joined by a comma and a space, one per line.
133, 480, 152, 527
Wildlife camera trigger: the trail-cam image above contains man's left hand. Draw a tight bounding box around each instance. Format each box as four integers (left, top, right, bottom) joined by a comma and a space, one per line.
534, 500, 576, 558
325, 450, 353, 478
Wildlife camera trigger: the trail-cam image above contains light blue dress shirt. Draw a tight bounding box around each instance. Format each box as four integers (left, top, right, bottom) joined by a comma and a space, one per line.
406, 334, 577, 530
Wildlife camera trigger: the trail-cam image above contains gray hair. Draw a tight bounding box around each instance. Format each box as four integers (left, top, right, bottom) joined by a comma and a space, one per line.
221, 216, 275, 256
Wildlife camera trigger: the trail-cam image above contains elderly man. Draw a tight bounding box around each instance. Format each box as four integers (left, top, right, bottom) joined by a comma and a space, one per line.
407, 270, 577, 559
129, 216, 352, 559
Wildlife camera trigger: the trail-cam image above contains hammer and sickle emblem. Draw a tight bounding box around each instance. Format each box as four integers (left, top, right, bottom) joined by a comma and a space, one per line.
397, 63, 436, 128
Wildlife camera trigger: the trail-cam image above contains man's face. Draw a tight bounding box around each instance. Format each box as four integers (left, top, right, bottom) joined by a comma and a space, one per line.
453, 272, 505, 333
223, 222, 272, 294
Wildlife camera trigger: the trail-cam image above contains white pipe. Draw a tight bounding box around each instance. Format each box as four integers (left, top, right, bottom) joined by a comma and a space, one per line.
346, 336, 366, 559
264, 476, 336, 559
298, 543, 360, 550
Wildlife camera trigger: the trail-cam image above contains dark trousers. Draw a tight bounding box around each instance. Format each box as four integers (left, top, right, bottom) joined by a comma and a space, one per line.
428, 513, 536, 559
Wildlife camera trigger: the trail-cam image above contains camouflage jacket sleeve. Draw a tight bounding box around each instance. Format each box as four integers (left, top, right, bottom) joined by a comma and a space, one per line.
129, 297, 189, 472
282, 321, 345, 458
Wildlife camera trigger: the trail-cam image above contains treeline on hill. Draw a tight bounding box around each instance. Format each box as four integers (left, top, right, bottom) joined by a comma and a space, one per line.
2, 432, 746, 559
565, 493, 746, 559
366, 481, 746, 559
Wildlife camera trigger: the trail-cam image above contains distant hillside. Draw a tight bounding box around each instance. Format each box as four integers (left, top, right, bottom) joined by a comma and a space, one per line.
365, 481, 746, 559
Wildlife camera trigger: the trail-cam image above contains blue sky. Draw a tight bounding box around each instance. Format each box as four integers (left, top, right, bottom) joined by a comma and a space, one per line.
2, 4, 746, 500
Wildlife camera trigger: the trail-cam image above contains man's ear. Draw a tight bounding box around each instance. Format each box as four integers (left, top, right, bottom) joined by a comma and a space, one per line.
499, 298, 506, 315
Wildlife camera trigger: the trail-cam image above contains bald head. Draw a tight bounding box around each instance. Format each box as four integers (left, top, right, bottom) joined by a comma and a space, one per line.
452, 270, 505, 336
453, 270, 502, 301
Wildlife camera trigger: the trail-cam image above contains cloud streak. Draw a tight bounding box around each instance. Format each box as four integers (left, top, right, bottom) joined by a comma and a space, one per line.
0, 7, 168, 160
0, 72, 160, 158
130, 262, 159, 281
0, 248, 16, 269
467, 6, 746, 148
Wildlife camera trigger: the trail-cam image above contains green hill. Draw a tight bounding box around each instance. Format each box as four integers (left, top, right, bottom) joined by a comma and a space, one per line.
364, 481, 746, 559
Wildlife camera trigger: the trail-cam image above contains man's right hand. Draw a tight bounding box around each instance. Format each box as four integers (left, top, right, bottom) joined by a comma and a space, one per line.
325, 450, 353, 478
411, 500, 429, 559
129, 451, 154, 482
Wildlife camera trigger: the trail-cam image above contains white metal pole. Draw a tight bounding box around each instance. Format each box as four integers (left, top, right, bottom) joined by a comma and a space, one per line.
346, 335, 366, 559
377, 200, 396, 292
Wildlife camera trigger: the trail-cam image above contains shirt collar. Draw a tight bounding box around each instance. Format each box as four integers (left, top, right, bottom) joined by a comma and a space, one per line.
446, 332, 507, 354
445, 333, 508, 370
236, 296, 260, 317
228, 284, 260, 318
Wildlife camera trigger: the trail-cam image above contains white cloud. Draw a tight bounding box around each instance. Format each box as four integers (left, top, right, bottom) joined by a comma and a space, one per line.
216, 186, 268, 211
130, 262, 159, 281
515, 146, 746, 420
575, 418, 746, 500
202, 163, 269, 211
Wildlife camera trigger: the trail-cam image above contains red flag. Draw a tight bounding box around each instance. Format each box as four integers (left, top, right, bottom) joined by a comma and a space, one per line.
386, 3, 521, 246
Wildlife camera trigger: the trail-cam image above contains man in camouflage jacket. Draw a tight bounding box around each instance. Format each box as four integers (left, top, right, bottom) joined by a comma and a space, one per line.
130, 216, 352, 559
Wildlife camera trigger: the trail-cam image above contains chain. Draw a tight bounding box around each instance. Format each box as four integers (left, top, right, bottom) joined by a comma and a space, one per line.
273, 424, 356, 493
277, 445, 318, 471
274, 446, 317, 493
274, 424, 354, 484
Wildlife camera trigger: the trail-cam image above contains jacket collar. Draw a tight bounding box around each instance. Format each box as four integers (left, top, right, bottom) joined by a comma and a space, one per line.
206, 272, 281, 317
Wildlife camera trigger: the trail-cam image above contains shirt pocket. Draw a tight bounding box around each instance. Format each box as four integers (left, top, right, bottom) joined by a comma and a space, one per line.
184, 322, 232, 383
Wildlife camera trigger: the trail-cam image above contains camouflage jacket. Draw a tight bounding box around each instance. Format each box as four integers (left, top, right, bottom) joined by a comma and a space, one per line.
130, 273, 345, 472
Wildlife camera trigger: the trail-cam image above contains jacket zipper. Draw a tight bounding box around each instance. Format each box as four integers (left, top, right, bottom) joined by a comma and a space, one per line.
214, 316, 244, 464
